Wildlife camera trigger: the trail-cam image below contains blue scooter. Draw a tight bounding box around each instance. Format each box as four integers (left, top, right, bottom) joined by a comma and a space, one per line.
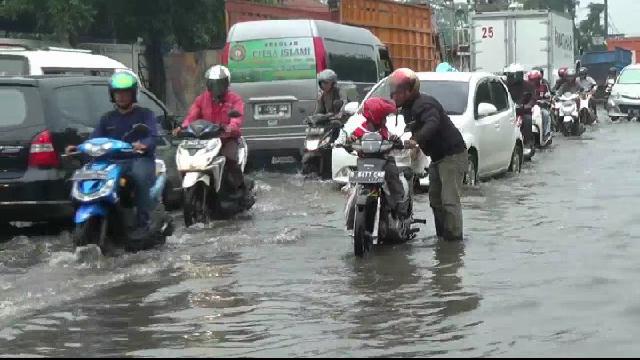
70, 124, 174, 254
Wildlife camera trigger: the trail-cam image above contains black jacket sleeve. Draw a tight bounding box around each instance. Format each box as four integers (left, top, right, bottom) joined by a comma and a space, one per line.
412, 101, 441, 145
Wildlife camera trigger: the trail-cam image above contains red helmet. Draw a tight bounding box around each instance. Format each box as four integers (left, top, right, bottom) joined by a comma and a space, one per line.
557, 67, 569, 79
362, 97, 397, 127
389, 68, 420, 95
527, 70, 542, 82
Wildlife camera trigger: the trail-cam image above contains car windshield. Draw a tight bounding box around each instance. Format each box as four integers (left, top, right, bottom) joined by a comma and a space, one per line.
618, 69, 640, 84
367, 78, 469, 115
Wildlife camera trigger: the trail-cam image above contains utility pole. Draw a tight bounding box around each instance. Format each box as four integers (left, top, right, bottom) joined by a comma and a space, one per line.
604, 0, 608, 39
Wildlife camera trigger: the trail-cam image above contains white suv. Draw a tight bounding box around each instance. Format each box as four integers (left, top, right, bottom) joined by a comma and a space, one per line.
0, 47, 128, 76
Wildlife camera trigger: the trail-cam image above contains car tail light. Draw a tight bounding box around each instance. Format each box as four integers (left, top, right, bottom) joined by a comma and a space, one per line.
313, 37, 327, 73
29, 130, 60, 168
220, 42, 230, 65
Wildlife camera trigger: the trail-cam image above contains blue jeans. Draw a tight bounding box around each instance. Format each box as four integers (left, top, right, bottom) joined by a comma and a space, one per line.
121, 157, 156, 229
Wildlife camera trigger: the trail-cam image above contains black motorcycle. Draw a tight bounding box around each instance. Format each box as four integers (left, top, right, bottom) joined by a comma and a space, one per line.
340, 133, 425, 257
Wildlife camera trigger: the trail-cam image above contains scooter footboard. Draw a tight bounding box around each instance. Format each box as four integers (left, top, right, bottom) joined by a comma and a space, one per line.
75, 203, 108, 224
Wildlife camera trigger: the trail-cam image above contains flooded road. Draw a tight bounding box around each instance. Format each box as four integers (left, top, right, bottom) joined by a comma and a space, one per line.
2, 119, 640, 357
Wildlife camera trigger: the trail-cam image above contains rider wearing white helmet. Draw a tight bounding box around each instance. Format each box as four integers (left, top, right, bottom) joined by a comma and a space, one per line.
175, 65, 249, 198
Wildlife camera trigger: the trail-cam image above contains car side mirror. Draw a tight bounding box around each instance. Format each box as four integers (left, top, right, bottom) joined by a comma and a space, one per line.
477, 103, 498, 118
344, 102, 359, 116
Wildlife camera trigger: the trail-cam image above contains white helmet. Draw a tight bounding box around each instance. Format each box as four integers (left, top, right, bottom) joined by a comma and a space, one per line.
505, 63, 524, 73
205, 65, 231, 98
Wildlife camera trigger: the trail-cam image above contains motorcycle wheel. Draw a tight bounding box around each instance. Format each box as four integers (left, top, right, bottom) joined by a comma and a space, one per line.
73, 217, 108, 254
353, 201, 374, 257
301, 157, 319, 177
319, 151, 333, 180
183, 182, 209, 227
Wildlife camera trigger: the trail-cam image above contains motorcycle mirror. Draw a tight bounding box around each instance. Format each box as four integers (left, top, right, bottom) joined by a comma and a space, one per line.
228, 109, 241, 118
123, 123, 151, 142
343, 102, 359, 116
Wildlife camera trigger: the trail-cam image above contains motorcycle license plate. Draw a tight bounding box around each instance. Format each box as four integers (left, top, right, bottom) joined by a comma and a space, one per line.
72, 170, 109, 181
349, 171, 385, 184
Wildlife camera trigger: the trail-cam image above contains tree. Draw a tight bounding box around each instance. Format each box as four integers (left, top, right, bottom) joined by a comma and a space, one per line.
1, 0, 227, 100
576, 3, 606, 52
0, 0, 98, 46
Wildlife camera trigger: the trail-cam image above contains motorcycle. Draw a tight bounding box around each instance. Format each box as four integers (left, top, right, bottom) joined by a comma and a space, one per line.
515, 104, 536, 160
579, 90, 597, 126
531, 99, 553, 147
340, 132, 426, 257
175, 115, 254, 227
605, 77, 615, 101
557, 92, 582, 137
70, 124, 174, 254
302, 107, 344, 179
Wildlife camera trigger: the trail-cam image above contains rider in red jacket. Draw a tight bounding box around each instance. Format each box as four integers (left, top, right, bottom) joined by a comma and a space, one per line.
174, 65, 247, 195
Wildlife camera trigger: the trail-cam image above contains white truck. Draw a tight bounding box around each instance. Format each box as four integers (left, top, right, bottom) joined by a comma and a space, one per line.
471, 10, 575, 84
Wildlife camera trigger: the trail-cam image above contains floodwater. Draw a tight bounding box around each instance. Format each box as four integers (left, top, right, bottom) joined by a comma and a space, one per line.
2, 118, 640, 357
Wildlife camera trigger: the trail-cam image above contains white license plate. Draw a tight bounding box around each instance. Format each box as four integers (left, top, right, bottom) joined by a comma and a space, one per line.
271, 156, 296, 165
257, 103, 290, 118
349, 171, 385, 184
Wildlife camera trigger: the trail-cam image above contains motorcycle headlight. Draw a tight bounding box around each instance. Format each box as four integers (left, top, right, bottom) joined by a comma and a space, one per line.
72, 179, 116, 202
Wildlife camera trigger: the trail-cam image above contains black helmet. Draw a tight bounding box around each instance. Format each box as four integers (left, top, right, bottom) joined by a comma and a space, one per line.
318, 69, 338, 88
109, 71, 139, 103
579, 67, 589, 78
205, 65, 231, 99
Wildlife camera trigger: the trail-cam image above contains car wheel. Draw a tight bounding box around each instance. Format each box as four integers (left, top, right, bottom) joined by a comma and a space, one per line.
463, 152, 478, 187
508, 144, 523, 173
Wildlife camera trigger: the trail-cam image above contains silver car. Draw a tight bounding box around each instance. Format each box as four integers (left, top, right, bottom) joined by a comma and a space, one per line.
608, 64, 640, 121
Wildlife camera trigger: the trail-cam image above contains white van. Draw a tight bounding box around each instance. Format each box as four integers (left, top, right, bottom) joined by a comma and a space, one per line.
0, 46, 128, 76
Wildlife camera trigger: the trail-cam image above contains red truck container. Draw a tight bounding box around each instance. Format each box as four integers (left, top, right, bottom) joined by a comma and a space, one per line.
225, 0, 334, 30
340, 0, 440, 71
607, 37, 640, 64
225, 0, 441, 72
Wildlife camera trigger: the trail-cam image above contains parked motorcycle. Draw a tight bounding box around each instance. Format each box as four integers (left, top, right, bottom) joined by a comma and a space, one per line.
70, 124, 174, 254
302, 105, 344, 179
340, 132, 425, 257
557, 92, 582, 137
175, 114, 254, 227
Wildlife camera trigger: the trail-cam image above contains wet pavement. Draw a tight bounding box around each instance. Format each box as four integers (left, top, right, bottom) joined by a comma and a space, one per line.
2, 118, 640, 357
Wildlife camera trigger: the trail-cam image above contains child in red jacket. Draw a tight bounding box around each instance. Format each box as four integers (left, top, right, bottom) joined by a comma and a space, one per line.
348, 97, 405, 215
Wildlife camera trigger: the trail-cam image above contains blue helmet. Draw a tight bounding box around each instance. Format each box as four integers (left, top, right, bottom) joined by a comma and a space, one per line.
436, 62, 458, 73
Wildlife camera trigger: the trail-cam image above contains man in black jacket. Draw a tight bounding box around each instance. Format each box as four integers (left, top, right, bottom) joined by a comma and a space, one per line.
389, 68, 468, 241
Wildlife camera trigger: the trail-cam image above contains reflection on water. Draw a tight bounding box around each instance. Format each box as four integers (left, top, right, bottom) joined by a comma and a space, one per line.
5, 121, 640, 356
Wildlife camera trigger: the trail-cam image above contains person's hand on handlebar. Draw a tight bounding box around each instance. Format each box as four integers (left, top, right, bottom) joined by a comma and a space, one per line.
65, 145, 78, 155
172, 126, 183, 137
404, 139, 419, 149
132, 141, 148, 153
